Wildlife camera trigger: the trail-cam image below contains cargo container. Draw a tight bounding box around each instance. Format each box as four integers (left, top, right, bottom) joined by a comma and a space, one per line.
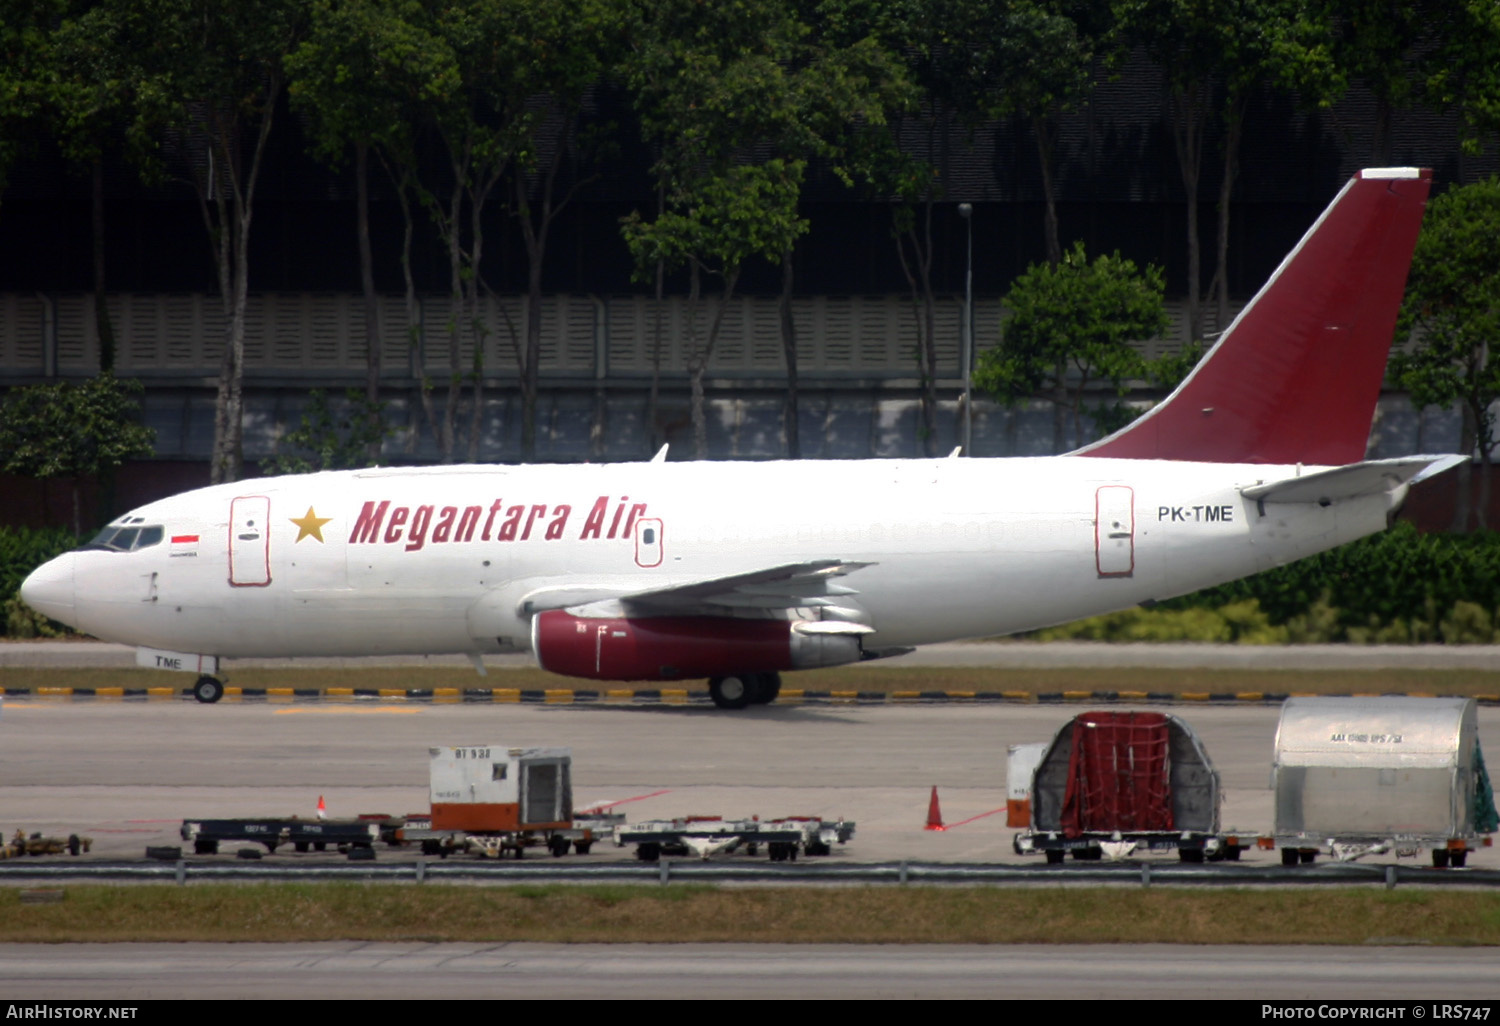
1263, 696, 1497, 867
1012, 710, 1246, 863
410, 744, 597, 857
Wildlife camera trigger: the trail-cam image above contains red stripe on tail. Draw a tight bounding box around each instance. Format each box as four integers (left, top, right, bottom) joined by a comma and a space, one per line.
1075, 168, 1431, 465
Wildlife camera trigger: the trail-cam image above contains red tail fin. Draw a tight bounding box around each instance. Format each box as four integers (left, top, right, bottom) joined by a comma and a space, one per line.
1075, 168, 1432, 465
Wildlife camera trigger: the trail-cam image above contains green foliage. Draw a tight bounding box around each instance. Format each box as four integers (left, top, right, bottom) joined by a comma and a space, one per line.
0, 524, 78, 638
1392, 177, 1500, 473
1043, 525, 1500, 644
975, 241, 1168, 447
261, 389, 387, 476
0, 373, 155, 482
285, 0, 459, 169
1037, 599, 1288, 643
1426, 0, 1500, 155
977, 242, 1167, 403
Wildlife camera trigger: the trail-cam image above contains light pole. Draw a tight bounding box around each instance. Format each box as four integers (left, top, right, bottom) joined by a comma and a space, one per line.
957, 202, 973, 456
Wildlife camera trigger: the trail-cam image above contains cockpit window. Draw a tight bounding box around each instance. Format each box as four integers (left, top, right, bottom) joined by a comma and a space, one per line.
81, 524, 165, 553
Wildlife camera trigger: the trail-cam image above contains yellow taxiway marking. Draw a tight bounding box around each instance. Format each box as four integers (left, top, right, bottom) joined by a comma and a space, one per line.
273, 706, 422, 715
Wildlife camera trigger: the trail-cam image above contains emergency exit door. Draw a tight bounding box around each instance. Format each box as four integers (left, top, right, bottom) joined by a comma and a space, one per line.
1095, 486, 1134, 577
229, 495, 272, 587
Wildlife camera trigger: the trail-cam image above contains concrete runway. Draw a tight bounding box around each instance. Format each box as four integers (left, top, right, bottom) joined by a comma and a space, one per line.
3, 942, 1499, 999
1, 697, 1495, 867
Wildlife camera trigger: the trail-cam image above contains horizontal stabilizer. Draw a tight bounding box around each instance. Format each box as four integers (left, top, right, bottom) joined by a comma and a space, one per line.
1240, 455, 1465, 505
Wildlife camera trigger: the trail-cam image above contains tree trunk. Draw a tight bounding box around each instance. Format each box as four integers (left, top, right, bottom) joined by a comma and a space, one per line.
1450, 405, 1477, 532
1169, 82, 1207, 344
779, 246, 800, 458
1213, 106, 1245, 333
1034, 112, 1062, 267
356, 142, 381, 462
92, 161, 115, 373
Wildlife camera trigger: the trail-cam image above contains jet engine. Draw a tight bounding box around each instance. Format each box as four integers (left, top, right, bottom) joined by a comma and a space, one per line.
531, 610, 861, 681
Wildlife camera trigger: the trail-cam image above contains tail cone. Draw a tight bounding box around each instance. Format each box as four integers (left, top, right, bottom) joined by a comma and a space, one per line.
925, 786, 945, 831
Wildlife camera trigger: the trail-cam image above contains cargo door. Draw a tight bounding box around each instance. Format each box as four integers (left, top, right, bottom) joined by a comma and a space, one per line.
228, 496, 272, 587
1094, 486, 1134, 577
520, 759, 572, 826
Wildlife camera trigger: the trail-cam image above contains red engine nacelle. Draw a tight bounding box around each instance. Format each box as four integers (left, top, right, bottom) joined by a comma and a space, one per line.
532, 611, 860, 681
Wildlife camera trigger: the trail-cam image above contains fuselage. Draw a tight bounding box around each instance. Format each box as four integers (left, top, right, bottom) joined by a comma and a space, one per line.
24, 455, 1399, 663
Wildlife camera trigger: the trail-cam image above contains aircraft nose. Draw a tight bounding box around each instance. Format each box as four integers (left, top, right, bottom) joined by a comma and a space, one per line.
19, 552, 77, 626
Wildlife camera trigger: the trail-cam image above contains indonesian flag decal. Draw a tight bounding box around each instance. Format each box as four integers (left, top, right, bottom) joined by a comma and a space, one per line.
170, 533, 199, 557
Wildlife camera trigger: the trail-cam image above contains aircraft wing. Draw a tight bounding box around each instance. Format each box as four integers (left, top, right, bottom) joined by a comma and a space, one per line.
514, 559, 876, 627
622, 559, 873, 613
1240, 455, 1465, 505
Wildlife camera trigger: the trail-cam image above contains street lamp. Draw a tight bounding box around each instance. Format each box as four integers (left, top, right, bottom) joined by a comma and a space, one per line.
957, 202, 973, 456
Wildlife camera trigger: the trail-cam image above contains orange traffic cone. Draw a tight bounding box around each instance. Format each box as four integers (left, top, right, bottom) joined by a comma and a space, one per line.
316, 795, 327, 821
924, 786, 945, 831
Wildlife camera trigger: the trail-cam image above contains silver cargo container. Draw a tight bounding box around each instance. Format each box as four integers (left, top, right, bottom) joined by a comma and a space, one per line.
1270, 696, 1496, 867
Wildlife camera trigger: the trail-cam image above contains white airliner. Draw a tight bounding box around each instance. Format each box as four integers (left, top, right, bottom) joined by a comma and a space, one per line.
21, 167, 1460, 708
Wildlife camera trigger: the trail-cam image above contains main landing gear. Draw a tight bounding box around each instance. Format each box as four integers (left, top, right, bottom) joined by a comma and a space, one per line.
707, 672, 782, 710
192, 675, 225, 704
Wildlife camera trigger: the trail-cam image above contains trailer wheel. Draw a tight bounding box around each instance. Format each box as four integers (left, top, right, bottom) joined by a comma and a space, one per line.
1045, 850, 1065, 865
294, 842, 309, 853
1432, 848, 1451, 868
1280, 848, 1298, 867
708, 674, 754, 710
1179, 848, 1205, 863
574, 840, 592, 855
192, 676, 224, 704
67, 834, 81, 856
1299, 849, 1316, 864
194, 839, 218, 855
637, 843, 661, 862
1451, 850, 1468, 868
548, 835, 570, 857
1224, 846, 1242, 861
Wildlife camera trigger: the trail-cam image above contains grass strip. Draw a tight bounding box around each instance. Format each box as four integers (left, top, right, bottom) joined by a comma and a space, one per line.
4, 665, 1500, 698
2, 884, 1498, 945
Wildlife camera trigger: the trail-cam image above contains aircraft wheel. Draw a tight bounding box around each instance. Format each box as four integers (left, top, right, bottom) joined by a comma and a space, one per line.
708, 674, 754, 710
193, 676, 224, 704
749, 672, 782, 705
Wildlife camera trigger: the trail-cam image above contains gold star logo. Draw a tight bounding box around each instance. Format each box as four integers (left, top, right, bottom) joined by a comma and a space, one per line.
290, 506, 332, 543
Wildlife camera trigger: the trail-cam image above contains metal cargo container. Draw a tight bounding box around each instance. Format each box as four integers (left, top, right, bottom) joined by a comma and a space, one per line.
1269, 696, 1496, 866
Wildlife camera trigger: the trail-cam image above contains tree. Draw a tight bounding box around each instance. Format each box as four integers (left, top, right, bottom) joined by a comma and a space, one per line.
622, 0, 816, 458
506, 0, 623, 463
0, 374, 155, 535
1120, 0, 1339, 341
287, 0, 459, 462
260, 389, 387, 475
973, 241, 1168, 452
1391, 177, 1500, 531
0, 0, 62, 219
110, 0, 309, 485
1427, 0, 1500, 156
